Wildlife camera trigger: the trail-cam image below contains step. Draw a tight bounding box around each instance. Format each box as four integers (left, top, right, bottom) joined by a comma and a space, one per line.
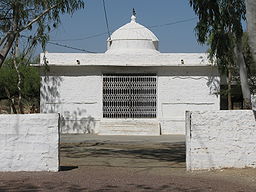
99, 119, 160, 136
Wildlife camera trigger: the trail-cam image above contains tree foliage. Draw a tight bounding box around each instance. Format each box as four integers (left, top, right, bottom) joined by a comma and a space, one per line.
246, 0, 256, 69
189, 0, 252, 109
189, 0, 245, 62
243, 33, 256, 94
0, 0, 85, 67
0, 58, 40, 112
0, 65, 18, 99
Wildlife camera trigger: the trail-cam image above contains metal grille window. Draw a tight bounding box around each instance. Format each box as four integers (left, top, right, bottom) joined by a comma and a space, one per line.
103, 74, 157, 118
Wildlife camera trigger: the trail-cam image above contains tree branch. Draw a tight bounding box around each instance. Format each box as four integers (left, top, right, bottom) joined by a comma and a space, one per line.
0, 33, 9, 46
18, 3, 60, 33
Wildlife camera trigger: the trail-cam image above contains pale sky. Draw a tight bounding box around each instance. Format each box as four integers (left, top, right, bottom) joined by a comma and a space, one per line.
42, 0, 208, 54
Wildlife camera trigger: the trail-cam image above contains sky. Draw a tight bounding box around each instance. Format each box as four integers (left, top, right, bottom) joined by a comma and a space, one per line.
42, 0, 208, 54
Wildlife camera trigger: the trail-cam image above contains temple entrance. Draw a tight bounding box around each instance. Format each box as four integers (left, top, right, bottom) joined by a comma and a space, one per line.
103, 74, 157, 118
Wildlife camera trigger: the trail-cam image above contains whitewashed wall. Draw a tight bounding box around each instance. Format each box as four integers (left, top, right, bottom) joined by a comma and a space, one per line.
186, 110, 256, 171
41, 66, 219, 135
41, 67, 102, 134
0, 114, 59, 172
158, 67, 219, 135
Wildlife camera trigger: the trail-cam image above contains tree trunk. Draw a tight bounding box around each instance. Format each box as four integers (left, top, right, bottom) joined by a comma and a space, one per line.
0, 33, 16, 68
13, 36, 24, 114
246, 0, 256, 69
4, 87, 17, 114
234, 39, 252, 109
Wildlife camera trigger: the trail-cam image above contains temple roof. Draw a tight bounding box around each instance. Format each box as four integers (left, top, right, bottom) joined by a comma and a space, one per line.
36, 12, 215, 68
105, 14, 159, 54
110, 15, 158, 41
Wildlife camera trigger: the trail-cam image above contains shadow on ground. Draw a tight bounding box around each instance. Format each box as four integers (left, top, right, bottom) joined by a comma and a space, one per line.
59, 166, 78, 171
60, 142, 186, 168
92, 183, 208, 192
0, 179, 209, 192
0, 179, 88, 192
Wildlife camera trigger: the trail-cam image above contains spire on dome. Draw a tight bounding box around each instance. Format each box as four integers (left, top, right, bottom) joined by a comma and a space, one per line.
131, 8, 136, 23
133, 8, 136, 16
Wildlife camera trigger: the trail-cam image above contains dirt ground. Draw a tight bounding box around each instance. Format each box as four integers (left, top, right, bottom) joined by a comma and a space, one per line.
0, 136, 256, 191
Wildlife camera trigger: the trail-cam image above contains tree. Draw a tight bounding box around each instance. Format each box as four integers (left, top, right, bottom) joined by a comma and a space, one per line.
243, 33, 256, 94
0, 61, 18, 113
0, 0, 85, 67
189, 0, 252, 109
0, 57, 40, 113
246, 0, 256, 69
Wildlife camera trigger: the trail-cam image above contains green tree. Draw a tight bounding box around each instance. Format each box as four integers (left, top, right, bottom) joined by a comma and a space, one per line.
189, 0, 252, 109
0, 57, 40, 113
0, 63, 18, 113
243, 33, 256, 94
246, 0, 256, 69
0, 0, 85, 67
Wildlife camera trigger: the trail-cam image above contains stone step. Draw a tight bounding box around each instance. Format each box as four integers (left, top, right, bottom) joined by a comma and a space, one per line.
99, 120, 160, 136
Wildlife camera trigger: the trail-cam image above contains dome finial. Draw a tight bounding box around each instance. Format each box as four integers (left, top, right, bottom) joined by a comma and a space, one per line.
131, 8, 136, 23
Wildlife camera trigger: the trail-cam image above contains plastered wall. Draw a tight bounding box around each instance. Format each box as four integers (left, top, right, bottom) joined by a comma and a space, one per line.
0, 114, 59, 172
40, 67, 102, 134
186, 110, 256, 171
158, 67, 219, 134
41, 66, 219, 135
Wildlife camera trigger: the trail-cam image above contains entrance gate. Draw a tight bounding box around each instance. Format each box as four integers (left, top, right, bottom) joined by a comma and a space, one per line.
103, 74, 157, 118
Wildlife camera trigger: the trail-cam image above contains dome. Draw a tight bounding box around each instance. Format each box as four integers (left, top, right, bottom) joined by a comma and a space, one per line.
105, 14, 159, 54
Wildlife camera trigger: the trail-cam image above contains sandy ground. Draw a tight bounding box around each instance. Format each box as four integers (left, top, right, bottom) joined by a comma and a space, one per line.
0, 135, 256, 191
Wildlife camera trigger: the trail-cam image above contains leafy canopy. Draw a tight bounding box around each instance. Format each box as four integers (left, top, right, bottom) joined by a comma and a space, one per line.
189, 0, 246, 64
0, 0, 85, 66
0, 58, 40, 100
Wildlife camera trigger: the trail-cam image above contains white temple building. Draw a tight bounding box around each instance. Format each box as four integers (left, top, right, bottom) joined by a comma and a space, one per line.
39, 14, 220, 135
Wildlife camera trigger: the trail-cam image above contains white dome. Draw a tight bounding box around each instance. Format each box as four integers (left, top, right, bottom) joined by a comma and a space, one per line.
105, 15, 159, 54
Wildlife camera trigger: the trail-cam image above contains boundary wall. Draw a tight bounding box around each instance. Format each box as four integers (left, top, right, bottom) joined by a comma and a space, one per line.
0, 114, 59, 172
186, 110, 256, 170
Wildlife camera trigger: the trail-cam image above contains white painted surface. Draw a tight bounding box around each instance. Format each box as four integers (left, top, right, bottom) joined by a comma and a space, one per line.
110, 15, 159, 42
0, 114, 59, 172
158, 67, 219, 135
40, 66, 219, 135
39, 53, 212, 67
100, 119, 160, 135
40, 72, 102, 134
106, 14, 159, 54
186, 110, 256, 171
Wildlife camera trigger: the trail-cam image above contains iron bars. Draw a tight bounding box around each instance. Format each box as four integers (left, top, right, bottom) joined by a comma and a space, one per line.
103, 74, 157, 118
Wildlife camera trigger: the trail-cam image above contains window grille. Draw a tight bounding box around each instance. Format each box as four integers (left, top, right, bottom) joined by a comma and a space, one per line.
103, 74, 157, 118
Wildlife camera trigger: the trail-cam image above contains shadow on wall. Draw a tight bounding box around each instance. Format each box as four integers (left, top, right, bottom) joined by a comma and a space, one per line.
40, 76, 63, 113
60, 109, 96, 134
40, 75, 96, 134
207, 75, 220, 97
